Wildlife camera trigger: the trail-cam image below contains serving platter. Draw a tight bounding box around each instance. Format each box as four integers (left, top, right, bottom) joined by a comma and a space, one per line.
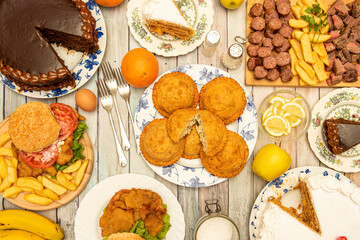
308, 88, 360, 173
249, 166, 352, 239
245, 0, 360, 87
0, 117, 94, 211
74, 173, 185, 240
127, 0, 213, 57
0, 0, 107, 98
134, 64, 258, 187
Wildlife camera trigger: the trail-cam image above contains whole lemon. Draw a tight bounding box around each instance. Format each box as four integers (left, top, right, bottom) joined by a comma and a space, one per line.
252, 144, 291, 181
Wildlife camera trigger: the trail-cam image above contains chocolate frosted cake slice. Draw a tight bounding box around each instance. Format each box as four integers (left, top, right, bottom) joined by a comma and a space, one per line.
323, 118, 360, 154
0, 0, 98, 91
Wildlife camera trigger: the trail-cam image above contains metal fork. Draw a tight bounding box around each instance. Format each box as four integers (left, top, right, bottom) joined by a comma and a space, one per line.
96, 78, 128, 167
100, 62, 131, 151
114, 67, 140, 154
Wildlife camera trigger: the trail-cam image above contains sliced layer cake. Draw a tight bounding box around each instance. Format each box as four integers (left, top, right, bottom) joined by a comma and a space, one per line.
142, 0, 195, 40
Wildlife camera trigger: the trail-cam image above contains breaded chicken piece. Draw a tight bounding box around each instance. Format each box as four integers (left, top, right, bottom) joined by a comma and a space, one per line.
200, 130, 249, 178
200, 77, 246, 125
108, 233, 144, 240
140, 119, 185, 166
153, 72, 199, 117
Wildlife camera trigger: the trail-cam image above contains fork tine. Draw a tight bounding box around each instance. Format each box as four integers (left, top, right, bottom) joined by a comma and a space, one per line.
114, 67, 127, 86
113, 68, 122, 86
101, 62, 111, 81
100, 78, 110, 96
104, 62, 114, 81
96, 80, 103, 97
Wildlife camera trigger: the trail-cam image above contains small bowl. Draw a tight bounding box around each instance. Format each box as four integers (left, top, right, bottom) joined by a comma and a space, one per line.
257, 90, 311, 142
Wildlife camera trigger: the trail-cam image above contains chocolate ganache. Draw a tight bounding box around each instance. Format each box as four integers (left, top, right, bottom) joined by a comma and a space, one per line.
0, 0, 98, 91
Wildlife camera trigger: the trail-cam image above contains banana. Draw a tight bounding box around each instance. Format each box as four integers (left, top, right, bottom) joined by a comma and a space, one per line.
0, 209, 64, 240
0, 229, 45, 240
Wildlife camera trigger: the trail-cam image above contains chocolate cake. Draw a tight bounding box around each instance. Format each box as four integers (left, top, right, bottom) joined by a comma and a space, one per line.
0, 0, 98, 91
323, 118, 360, 154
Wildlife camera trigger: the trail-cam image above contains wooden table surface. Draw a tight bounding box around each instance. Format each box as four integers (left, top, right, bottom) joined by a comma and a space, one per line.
1, 1, 360, 240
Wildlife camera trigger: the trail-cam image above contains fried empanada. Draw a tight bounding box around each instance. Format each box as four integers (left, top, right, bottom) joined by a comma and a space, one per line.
153, 72, 199, 117
140, 119, 185, 166
182, 126, 201, 159
200, 130, 249, 178
200, 77, 246, 125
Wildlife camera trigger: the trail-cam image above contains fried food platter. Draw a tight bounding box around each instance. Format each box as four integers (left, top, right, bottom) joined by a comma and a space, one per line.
0, 117, 94, 211
134, 64, 258, 187
245, 0, 360, 87
74, 173, 185, 240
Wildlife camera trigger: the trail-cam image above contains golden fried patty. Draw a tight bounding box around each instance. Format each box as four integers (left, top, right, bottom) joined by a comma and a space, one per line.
167, 108, 199, 143
108, 233, 144, 240
182, 126, 201, 159
200, 130, 249, 178
153, 72, 199, 117
9, 102, 61, 152
140, 119, 185, 166
200, 77, 246, 125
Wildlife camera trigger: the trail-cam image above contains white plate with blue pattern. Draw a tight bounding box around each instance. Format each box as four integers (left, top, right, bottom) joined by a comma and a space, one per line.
134, 64, 258, 187
0, 0, 106, 98
248, 166, 352, 239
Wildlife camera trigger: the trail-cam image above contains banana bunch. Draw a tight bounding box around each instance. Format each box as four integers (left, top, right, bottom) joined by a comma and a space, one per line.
0, 209, 64, 240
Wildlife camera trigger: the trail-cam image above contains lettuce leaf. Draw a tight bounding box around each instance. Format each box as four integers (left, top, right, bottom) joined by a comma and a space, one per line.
70, 121, 88, 163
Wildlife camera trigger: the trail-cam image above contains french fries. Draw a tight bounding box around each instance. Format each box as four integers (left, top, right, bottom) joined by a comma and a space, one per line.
290, 0, 330, 86
0, 138, 89, 206
0, 132, 10, 147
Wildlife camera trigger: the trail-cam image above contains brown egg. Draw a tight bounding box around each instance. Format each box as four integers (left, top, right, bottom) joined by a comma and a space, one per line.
75, 89, 97, 112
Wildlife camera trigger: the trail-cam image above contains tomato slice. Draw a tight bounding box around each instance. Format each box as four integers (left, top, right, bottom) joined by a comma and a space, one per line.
19, 144, 59, 169
50, 103, 78, 140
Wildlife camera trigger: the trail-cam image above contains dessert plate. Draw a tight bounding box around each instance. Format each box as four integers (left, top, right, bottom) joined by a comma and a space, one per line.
249, 166, 352, 239
308, 88, 360, 173
0, 0, 106, 99
0, 117, 94, 211
74, 173, 185, 240
127, 0, 214, 57
134, 64, 258, 187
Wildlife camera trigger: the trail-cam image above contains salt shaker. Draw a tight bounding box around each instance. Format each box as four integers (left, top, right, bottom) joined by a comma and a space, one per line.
202, 30, 221, 57
221, 36, 246, 70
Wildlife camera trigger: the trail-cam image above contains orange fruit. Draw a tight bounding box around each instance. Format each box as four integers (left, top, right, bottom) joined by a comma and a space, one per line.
121, 48, 159, 88
95, 0, 124, 7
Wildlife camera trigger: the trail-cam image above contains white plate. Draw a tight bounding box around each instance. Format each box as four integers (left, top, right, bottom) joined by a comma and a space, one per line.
134, 64, 258, 187
248, 166, 353, 239
75, 173, 185, 240
127, 0, 213, 57
308, 88, 360, 172
0, 0, 106, 98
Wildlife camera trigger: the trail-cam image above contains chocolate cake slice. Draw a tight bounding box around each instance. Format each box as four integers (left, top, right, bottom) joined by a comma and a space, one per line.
0, 0, 98, 91
323, 118, 360, 154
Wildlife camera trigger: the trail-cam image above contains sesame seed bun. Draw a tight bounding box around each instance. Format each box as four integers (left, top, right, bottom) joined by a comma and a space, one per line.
108, 233, 144, 240
9, 102, 61, 152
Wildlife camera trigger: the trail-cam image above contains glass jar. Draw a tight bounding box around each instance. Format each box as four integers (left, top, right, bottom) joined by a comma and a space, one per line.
194, 200, 240, 240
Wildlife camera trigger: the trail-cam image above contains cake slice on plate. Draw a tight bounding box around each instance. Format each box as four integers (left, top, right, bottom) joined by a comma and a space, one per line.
142, 0, 195, 40
323, 118, 360, 155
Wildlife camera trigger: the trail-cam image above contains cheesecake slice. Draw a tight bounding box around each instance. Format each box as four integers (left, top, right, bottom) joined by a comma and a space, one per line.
142, 0, 194, 40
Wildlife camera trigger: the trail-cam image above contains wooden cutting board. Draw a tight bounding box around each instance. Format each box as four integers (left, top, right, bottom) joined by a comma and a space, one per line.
245, 0, 360, 87
0, 117, 94, 211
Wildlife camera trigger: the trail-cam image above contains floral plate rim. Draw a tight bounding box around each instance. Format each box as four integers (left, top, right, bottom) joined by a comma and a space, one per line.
307, 87, 360, 173
134, 64, 258, 187
248, 166, 352, 239
0, 0, 106, 99
127, 0, 214, 57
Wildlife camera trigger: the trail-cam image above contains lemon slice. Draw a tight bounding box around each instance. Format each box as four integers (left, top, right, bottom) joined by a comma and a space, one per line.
269, 96, 286, 107
273, 106, 285, 116
281, 102, 306, 119
263, 115, 290, 135
262, 105, 274, 122
283, 112, 302, 127
291, 97, 303, 105
264, 126, 284, 137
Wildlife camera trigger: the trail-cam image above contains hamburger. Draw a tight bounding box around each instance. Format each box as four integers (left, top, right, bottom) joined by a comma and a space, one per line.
9, 102, 86, 174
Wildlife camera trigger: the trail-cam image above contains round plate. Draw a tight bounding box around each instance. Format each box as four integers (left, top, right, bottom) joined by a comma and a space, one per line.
0, 117, 94, 211
127, 0, 214, 57
248, 166, 352, 239
0, 0, 106, 98
74, 173, 185, 240
308, 88, 360, 173
134, 64, 258, 187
